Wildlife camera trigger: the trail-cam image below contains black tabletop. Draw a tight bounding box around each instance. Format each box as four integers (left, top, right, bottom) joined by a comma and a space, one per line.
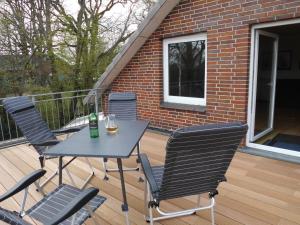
44, 120, 149, 158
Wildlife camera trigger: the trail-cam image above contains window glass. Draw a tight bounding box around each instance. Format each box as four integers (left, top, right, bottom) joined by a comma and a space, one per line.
168, 40, 206, 98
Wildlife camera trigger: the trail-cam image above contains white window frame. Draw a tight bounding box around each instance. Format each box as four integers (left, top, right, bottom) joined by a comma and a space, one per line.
247, 18, 300, 158
163, 33, 207, 106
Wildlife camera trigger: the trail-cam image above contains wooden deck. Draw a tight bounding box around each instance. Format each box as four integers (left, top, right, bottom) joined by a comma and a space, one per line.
0, 131, 299, 225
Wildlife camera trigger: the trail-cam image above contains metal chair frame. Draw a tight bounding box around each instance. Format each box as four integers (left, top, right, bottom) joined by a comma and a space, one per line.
2, 96, 95, 191
140, 122, 248, 225
0, 169, 105, 225
144, 181, 216, 225
102, 92, 143, 181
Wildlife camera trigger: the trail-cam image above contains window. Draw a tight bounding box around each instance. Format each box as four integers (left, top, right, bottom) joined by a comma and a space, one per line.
163, 33, 207, 106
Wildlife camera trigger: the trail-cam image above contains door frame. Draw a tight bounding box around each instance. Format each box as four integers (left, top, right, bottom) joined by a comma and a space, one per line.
247, 18, 300, 157
250, 30, 279, 142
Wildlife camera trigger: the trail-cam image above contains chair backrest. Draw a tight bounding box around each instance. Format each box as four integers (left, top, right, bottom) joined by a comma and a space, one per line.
108, 92, 137, 120
3, 96, 56, 155
0, 207, 31, 225
158, 122, 248, 201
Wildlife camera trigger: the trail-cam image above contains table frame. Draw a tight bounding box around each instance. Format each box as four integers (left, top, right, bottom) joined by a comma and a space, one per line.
50, 120, 149, 225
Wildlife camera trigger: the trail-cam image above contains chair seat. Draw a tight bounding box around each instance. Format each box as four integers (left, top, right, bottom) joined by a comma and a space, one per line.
0, 207, 31, 225
27, 184, 106, 225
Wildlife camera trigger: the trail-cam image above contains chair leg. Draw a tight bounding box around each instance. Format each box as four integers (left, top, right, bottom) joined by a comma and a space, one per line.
38, 156, 77, 190
39, 156, 45, 168
86, 158, 95, 173
149, 197, 215, 222
103, 143, 141, 182
124, 211, 130, 225
80, 158, 95, 189
65, 158, 95, 189
39, 169, 58, 189
149, 207, 154, 225
40, 157, 76, 188
85, 204, 98, 225
136, 142, 145, 183
35, 155, 46, 192
197, 194, 201, 207
147, 182, 154, 225
211, 205, 215, 225
136, 142, 144, 182
34, 181, 45, 196
102, 158, 109, 180
144, 180, 149, 220
19, 187, 29, 217
39, 157, 94, 190
65, 167, 77, 188
71, 214, 76, 225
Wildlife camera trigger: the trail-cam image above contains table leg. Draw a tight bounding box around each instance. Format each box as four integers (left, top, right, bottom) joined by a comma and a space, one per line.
58, 156, 63, 185
136, 142, 144, 182
117, 158, 130, 225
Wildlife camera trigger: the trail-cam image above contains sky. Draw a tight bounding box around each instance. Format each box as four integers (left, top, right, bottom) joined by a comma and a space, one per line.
62, 0, 147, 33
63, 0, 132, 18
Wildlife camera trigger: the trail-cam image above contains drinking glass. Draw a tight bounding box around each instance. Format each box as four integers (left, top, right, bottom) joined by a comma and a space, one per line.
104, 114, 118, 134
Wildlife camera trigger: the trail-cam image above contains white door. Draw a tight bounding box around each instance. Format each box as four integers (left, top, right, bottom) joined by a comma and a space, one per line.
250, 30, 279, 142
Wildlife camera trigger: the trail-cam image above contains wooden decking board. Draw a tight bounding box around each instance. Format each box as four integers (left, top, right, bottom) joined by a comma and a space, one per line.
278, 219, 300, 225
0, 131, 299, 225
216, 194, 280, 225
226, 178, 300, 207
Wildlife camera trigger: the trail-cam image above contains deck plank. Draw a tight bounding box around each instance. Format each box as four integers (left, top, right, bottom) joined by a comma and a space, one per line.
0, 131, 299, 225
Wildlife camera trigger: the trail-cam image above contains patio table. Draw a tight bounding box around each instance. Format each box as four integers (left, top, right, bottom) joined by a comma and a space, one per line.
44, 120, 149, 225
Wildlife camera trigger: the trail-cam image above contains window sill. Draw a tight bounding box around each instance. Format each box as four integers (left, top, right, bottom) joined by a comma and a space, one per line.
160, 102, 206, 112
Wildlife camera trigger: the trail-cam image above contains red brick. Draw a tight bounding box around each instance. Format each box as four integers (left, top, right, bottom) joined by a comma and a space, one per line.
105, 0, 300, 133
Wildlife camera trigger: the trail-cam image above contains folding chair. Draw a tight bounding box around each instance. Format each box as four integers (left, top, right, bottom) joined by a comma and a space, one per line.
102, 92, 143, 181
140, 122, 248, 225
2, 96, 95, 191
0, 169, 106, 225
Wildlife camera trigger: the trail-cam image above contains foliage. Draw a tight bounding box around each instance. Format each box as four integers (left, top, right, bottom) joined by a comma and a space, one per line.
0, 0, 156, 95
0, 0, 155, 142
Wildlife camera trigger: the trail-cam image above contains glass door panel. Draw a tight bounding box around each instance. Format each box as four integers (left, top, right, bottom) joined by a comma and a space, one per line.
250, 31, 278, 142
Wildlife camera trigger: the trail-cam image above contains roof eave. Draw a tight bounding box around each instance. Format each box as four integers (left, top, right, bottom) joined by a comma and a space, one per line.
84, 0, 181, 104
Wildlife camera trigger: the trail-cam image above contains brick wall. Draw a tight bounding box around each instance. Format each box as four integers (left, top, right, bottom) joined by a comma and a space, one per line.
106, 0, 300, 130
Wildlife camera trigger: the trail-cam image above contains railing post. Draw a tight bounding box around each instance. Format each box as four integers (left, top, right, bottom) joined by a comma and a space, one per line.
0, 89, 97, 148
94, 89, 99, 115
31, 96, 35, 104
0, 117, 4, 141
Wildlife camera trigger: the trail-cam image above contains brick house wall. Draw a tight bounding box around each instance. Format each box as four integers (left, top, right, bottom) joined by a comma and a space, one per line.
105, 0, 300, 130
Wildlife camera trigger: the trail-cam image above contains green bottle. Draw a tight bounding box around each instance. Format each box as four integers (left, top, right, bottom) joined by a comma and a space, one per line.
89, 105, 99, 138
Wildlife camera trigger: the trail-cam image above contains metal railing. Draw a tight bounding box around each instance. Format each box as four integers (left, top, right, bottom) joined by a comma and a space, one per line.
0, 89, 102, 148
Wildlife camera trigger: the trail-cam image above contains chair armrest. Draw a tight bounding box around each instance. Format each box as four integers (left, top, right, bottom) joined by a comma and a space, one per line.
52, 127, 83, 134
140, 154, 160, 193
46, 187, 99, 225
31, 140, 60, 146
0, 169, 46, 202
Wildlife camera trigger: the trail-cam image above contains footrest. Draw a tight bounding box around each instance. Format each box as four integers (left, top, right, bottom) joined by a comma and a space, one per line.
27, 184, 106, 225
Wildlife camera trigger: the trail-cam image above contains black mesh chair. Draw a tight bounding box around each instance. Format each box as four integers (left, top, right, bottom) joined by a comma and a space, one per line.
2, 96, 95, 191
103, 92, 143, 181
140, 122, 248, 225
0, 169, 106, 225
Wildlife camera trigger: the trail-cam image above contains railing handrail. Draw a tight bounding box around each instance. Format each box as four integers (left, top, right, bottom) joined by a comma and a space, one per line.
0, 88, 103, 102
0, 88, 102, 147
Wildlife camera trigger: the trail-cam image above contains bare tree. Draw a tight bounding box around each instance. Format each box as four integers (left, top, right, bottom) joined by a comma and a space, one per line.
51, 0, 155, 89
0, 0, 63, 91
0, 0, 156, 94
